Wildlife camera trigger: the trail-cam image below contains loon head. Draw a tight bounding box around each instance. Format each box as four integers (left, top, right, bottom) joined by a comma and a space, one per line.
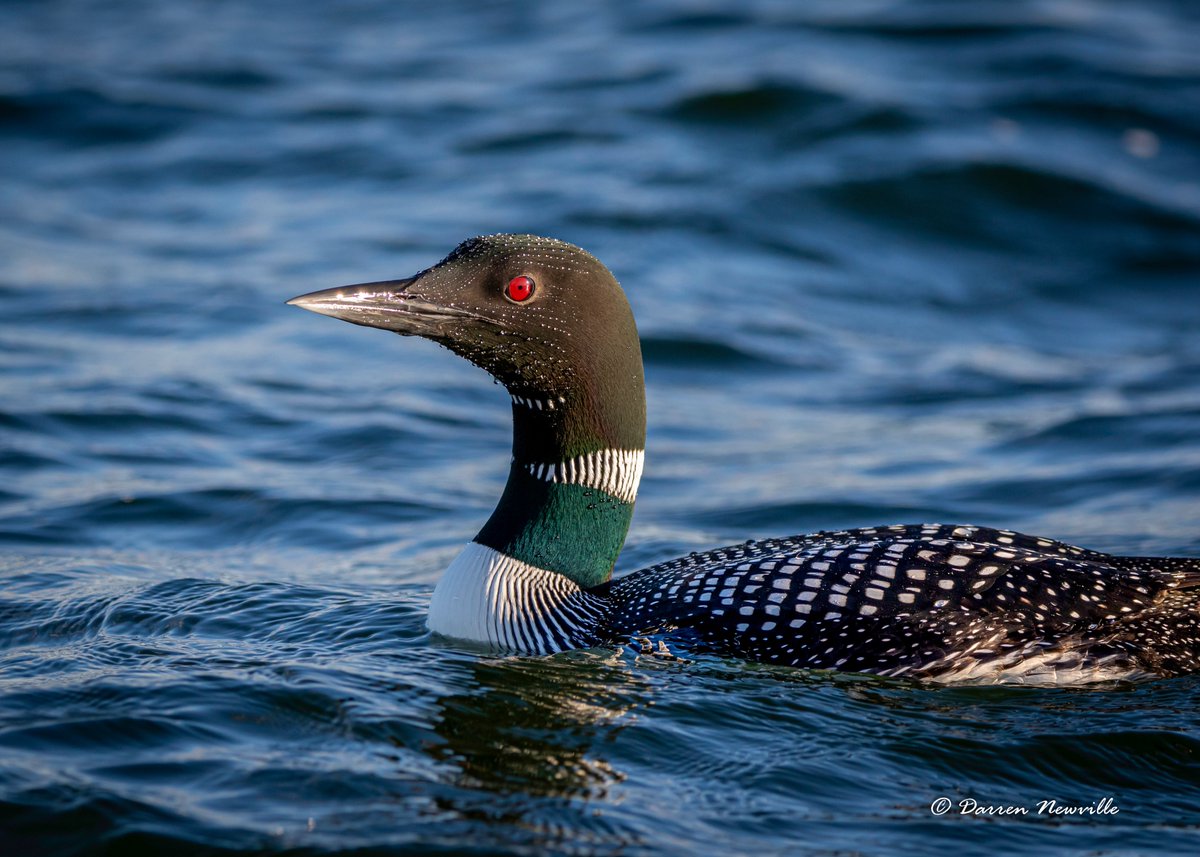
289, 235, 646, 598
288, 234, 645, 458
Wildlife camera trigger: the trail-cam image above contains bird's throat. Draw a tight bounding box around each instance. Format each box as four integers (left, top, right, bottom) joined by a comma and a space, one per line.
474, 453, 641, 588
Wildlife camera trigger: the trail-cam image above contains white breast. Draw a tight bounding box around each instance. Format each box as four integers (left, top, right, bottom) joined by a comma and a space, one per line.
427, 542, 603, 653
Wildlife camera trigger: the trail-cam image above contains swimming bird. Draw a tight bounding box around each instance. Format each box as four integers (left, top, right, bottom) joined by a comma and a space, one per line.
288, 234, 1200, 684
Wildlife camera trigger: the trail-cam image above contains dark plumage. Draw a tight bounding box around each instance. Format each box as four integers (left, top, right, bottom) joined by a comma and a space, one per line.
600, 524, 1200, 682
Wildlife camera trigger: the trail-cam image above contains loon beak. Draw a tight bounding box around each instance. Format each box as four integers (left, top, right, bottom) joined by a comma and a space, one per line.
287, 275, 467, 337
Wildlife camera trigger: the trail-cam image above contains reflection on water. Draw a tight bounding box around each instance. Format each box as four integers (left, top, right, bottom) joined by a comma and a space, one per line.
435, 655, 641, 798
428, 654, 648, 851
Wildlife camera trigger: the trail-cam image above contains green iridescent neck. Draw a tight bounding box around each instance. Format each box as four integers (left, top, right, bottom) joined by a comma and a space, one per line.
473, 388, 646, 589
475, 463, 636, 588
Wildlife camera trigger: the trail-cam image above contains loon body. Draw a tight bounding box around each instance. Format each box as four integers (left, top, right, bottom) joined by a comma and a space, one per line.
289, 234, 1200, 684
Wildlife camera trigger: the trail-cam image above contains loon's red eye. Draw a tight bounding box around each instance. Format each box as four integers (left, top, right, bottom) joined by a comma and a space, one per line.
505, 275, 535, 303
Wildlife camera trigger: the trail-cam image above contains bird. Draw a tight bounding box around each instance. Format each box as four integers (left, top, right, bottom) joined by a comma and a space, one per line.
288, 234, 1200, 684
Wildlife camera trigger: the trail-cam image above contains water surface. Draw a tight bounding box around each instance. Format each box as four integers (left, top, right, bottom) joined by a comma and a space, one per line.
2, 1, 1200, 854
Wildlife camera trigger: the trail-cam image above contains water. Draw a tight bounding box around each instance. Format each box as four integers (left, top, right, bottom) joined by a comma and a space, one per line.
2, 0, 1200, 853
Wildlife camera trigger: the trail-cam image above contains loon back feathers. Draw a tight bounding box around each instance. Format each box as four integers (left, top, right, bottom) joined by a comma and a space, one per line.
288, 235, 1200, 684
604, 524, 1200, 681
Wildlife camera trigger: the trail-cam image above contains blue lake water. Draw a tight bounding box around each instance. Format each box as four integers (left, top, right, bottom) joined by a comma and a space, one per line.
2, 1, 1200, 854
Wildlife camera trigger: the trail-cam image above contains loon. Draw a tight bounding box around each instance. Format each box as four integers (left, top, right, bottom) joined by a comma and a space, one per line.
288, 234, 1200, 684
